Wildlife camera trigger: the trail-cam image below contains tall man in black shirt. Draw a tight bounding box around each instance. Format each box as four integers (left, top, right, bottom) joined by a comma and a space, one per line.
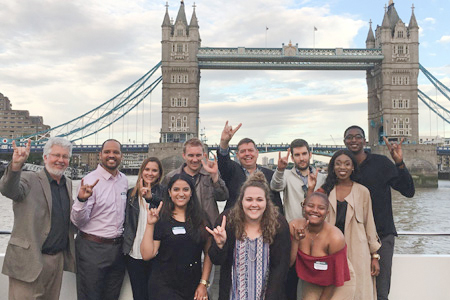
344, 125, 415, 300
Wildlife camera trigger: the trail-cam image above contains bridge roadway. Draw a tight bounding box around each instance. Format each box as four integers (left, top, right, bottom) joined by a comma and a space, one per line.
197, 47, 384, 70
1, 143, 449, 156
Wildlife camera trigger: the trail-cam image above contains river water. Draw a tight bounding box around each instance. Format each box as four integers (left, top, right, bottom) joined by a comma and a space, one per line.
1, 176, 449, 254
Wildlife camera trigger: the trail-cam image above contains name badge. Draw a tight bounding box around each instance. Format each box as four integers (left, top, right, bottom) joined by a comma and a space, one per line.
121, 192, 127, 201
314, 261, 328, 271
172, 226, 186, 235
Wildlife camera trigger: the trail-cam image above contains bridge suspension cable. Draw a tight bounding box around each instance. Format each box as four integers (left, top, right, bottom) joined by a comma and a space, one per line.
418, 64, 450, 126
13, 62, 162, 145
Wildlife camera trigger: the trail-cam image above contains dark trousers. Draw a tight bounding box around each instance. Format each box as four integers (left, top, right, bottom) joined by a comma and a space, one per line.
75, 235, 126, 300
377, 234, 395, 300
125, 254, 153, 300
285, 265, 298, 300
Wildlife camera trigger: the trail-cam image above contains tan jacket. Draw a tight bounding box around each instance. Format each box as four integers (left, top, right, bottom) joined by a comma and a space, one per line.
0, 166, 76, 282
327, 182, 381, 300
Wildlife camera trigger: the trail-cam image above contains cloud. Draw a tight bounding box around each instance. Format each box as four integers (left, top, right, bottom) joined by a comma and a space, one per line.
0, 0, 427, 145
438, 36, 450, 44
423, 17, 436, 24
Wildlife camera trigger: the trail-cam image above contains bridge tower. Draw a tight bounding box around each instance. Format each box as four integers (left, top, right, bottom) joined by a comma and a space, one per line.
160, 1, 201, 143
366, 1, 419, 145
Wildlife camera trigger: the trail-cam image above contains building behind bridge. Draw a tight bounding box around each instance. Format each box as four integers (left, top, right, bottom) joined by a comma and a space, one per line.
0, 93, 50, 141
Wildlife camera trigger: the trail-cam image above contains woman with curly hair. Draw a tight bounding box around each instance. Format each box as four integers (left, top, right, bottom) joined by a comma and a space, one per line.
140, 173, 212, 300
207, 172, 291, 300
318, 149, 381, 300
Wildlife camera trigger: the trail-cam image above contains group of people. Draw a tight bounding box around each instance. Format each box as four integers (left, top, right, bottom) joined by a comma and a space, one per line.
0, 121, 415, 300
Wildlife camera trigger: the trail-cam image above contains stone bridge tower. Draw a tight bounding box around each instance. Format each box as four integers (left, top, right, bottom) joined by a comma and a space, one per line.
160, 1, 200, 143
366, 1, 419, 146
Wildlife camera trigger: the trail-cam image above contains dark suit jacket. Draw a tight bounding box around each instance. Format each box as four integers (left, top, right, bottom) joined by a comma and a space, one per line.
217, 149, 283, 213
0, 165, 76, 282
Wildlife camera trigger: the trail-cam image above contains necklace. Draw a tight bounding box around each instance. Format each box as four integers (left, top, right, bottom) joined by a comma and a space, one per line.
307, 226, 321, 246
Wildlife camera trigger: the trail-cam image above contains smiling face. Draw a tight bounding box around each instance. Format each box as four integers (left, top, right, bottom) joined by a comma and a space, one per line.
242, 186, 267, 223
169, 179, 192, 209
292, 146, 312, 171
303, 194, 329, 225
334, 153, 354, 182
237, 142, 259, 170
344, 128, 366, 155
99, 140, 122, 173
142, 161, 160, 186
182, 145, 204, 175
44, 145, 70, 178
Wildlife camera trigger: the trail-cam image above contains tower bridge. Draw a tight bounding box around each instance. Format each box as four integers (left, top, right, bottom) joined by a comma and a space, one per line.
1, 0, 447, 186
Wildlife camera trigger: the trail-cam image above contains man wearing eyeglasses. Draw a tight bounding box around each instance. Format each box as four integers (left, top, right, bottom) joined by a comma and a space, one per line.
0, 137, 76, 300
270, 138, 326, 300
344, 125, 415, 300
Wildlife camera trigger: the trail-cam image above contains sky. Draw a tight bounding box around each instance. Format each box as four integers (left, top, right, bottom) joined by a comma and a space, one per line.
1, 0, 450, 147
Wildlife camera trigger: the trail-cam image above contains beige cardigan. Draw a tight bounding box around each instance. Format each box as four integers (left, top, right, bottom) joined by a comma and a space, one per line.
326, 182, 381, 300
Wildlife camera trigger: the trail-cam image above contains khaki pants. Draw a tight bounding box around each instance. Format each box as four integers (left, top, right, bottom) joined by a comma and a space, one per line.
9, 252, 64, 300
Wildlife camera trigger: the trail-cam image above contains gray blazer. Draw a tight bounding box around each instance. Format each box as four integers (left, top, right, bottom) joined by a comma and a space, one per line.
0, 165, 76, 282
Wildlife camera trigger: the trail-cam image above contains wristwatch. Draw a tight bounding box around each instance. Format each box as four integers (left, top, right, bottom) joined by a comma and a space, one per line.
372, 253, 381, 260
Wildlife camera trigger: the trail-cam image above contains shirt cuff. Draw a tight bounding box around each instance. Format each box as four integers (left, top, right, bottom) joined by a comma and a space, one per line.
219, 147, 230, 156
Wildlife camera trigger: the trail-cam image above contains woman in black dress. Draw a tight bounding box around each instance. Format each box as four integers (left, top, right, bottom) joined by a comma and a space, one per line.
141, 173, 212, 300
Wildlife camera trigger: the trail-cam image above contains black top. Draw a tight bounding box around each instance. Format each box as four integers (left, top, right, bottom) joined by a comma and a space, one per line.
41, 169, 70, 254
217, 149, 283, 213
149, 218, 205, 300
354, 152, 415, 238
123, 184, 165, 255
209, 211, 291, 300
335, 200, 348, 234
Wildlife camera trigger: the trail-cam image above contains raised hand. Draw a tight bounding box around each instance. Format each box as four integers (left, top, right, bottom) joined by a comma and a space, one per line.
220, 121, 242, 149
277, 148, 290, 171
383, 136, 404, 165
205, 215, 227, 249
77, 179, 99, 201
11, 139, 31, 171
201, 154, 219, 182
307, 169, 319, 191
146, 200, 163, 225
140, 178, 152, 199
291, 220, 309, 241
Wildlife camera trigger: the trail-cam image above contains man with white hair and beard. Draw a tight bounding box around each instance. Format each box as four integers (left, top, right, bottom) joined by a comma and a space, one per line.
270, 138, 326, 300
0, 137, 76, 300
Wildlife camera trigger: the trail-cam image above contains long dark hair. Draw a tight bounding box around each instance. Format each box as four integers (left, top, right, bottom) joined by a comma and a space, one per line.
161, 173, 208, 243
321, 149, 358, 195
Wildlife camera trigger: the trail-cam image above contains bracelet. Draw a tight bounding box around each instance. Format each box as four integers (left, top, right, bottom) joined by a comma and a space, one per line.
199, 279, 210, 288
395, 160, 404, 167
372, 253, 381, 260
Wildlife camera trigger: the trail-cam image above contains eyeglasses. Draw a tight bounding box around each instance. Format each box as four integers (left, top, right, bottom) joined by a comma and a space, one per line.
344, 134, 364, 141
49, 153, 70, 160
